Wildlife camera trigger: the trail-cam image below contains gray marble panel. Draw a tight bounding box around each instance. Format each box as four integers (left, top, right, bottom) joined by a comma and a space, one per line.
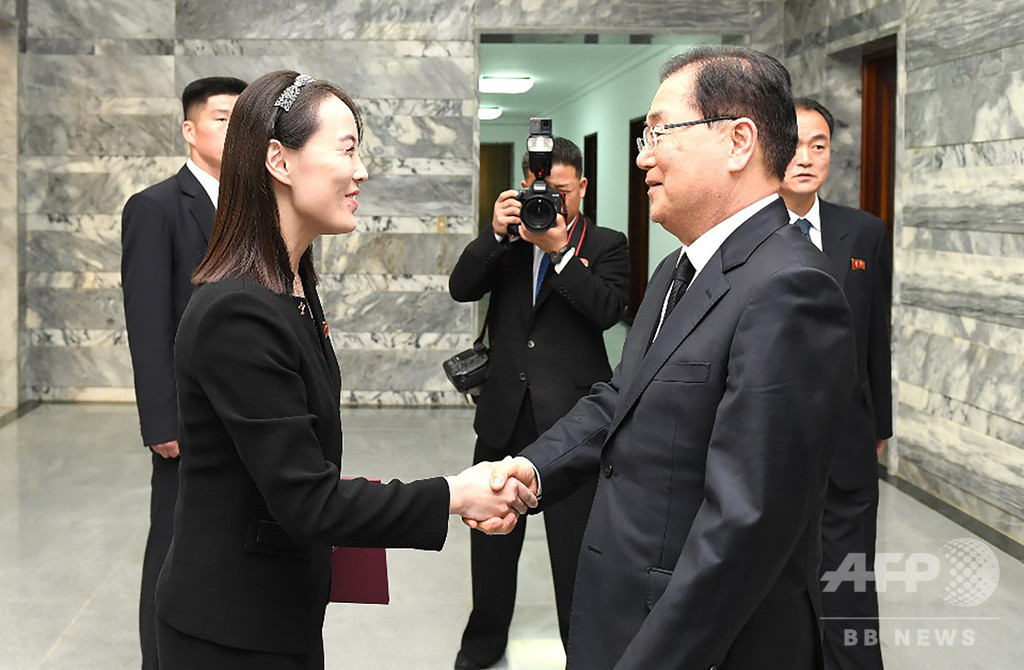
907, 44, 1024, 95
906, 0, 1024, 71
28, 0, 174, 39
894, 455, 1024, 546
20, 55, 174, 103
24, 289, 124, 330
748, 0, 785, 58
20, 114, 178, 157
906, 74, 1024, 147
94, 39, 176, 57
24, 229, 121, 273
25, 38, 95, 55
23, 272, 121, 290
359, 98, 471, 118
826, 0, 902, 43
900, 283, 1024, 332
319, 289, 470, 335
20, 172, 137, 216
174, 39, 476, 60
905, 228, 1024, 259
335, 348, 454, 393
27, 329, 127, 348
785, 47, 826, 95
324, 1, 472, 41
901, 379, 1024, 453
22, 345, 133, 388
903, 205, 1023, 235
362, 157, 476, 178
898, 326, 1023, 420
474, 1, 616, 30
0, 0, 12, 22
319, 232, 467, 275
175, 0, 327, 39
898, 405, 1024, 518
784, 0, 828, 45
354, 175, 473, 218
907, 139, 1024, 171
361, 116, 474, 160
341, 389, 468, 407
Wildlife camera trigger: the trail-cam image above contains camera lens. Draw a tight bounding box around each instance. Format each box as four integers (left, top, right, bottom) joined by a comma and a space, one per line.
521, 196, 556, 231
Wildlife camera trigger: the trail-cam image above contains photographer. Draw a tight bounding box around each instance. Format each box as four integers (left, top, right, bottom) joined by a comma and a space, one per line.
449, 136, 629, 669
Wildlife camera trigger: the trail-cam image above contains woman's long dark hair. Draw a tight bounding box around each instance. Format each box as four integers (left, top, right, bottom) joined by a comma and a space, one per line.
192, 70, 363, 294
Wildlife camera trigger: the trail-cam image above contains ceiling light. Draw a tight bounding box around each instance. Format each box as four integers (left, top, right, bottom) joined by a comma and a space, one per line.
478, 76, 534, 94
478, 106, 503, 121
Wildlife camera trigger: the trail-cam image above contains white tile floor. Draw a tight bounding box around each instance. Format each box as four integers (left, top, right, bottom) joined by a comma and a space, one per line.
0, 403, 1021, 669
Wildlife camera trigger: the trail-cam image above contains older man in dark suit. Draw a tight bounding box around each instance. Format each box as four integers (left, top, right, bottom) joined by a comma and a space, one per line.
780, 97, 893, 670
121, 75, 246, 670
483, 46, 856, 669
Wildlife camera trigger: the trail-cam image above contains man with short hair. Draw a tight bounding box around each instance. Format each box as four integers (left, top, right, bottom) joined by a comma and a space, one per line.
449, 137, 629, 669
121, 75, 247, 670
780, 97, 892, 670
486, 46, 856, 669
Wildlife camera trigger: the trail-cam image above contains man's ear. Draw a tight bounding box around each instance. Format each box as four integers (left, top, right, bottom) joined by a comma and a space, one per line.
181, 119, 195, 150
578, 175, 588, 200
266, 139, 291, 186
726, 117, 757, 173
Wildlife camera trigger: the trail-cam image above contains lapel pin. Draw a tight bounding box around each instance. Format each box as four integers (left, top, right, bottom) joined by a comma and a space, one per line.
851, 258, 866, 270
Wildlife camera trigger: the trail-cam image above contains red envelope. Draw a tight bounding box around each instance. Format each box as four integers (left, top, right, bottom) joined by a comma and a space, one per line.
330, 478, 389, 604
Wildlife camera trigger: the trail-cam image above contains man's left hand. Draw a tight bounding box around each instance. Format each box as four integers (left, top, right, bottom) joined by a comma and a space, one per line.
519, 213, 569, 253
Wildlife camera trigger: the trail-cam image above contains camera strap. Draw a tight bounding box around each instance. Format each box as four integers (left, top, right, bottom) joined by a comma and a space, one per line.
474, 291, 496, 350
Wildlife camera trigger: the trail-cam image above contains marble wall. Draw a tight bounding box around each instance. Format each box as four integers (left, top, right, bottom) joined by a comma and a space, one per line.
1, 16, 16, 411
12, 0, 774, 408
784, 0, 1024, 545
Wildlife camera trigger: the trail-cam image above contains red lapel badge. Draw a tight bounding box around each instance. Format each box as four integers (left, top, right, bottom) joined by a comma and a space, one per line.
323, 321, 330, 338
851, 258, 866, 270
579, 257, 590, 268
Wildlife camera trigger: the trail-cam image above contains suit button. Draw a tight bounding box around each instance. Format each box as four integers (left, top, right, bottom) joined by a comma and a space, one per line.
527, 340, 535, 348
518, 372, 527, 382
602, 462, 613, 477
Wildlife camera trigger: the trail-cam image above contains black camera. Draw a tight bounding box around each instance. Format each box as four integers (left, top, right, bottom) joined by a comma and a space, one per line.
515, 117, 565, 232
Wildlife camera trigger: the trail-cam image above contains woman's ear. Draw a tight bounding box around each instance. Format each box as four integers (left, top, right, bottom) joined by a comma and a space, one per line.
266, 139, 291, 186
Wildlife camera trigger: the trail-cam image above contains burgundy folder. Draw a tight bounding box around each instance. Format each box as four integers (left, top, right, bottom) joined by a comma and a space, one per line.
330, 478, 389, 604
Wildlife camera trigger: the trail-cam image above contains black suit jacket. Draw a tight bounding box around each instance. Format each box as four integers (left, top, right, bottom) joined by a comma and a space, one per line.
449, 218, 629, 448
522, 199, 856, 669
819, 199, 893, 490
156, 276, 450, 654
121, 165, 214, 446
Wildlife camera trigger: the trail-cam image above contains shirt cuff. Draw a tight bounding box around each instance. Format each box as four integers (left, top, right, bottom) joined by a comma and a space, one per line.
553, 247, 576, 274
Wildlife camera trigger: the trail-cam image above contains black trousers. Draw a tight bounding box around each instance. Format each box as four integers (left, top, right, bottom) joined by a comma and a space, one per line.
820, 477, 884, 670
141, 452, 178, 670
156, 618, 322, 670
459, 397, 597, 667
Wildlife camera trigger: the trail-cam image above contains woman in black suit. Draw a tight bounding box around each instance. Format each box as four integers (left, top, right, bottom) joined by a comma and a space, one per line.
154, 70, 536, 669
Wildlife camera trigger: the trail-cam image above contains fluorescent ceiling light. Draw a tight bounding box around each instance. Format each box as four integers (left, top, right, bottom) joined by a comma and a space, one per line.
478, 106, 503, 120
478, 76, 534, 94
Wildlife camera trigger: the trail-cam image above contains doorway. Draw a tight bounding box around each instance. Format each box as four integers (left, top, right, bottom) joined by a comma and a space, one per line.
861, 46, 897, 256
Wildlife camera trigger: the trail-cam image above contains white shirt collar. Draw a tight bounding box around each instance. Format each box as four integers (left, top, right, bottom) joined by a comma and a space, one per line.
681, 193, 781, 278
186, 158, 221, 209
786, 194, 821, 231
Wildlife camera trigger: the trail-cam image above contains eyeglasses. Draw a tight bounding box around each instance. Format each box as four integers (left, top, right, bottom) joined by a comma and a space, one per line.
636, 116, 738, 153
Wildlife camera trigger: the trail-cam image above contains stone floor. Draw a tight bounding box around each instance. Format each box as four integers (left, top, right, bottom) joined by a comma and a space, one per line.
0, 403, 1020, 669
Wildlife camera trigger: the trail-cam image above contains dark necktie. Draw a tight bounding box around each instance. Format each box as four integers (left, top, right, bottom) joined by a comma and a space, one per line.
795, 218, 812, 240
663, 253, 696, 318
535, 253, 551, 297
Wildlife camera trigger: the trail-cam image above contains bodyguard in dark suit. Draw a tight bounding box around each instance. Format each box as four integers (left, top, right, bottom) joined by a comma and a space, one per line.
780, 98, 893, 670
121, 75, 247, 669
449, 138, 629, 669
484, 47, 857, 669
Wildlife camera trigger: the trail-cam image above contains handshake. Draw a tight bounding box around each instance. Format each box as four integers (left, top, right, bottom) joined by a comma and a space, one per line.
446, 457, 538, 535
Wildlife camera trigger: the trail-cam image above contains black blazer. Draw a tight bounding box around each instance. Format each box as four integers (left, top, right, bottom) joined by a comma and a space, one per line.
156, 276, 450, 655
819, 199, 893, 490
449, 218, 629, 449
121, 165, 214, 445
522, 199, 856, 669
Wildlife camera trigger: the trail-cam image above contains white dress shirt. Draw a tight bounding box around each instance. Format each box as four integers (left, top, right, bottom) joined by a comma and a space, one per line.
186, 158, 221, 209
786, 195, 824, 251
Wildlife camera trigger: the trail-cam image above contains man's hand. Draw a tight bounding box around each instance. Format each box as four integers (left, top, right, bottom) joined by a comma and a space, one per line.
491, 189, 523, 238
519, 212, 569, 254
876, 438, 888, 457
150, 440, 179, 459
462, 457, 540, 534
447, 461, 538, 533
